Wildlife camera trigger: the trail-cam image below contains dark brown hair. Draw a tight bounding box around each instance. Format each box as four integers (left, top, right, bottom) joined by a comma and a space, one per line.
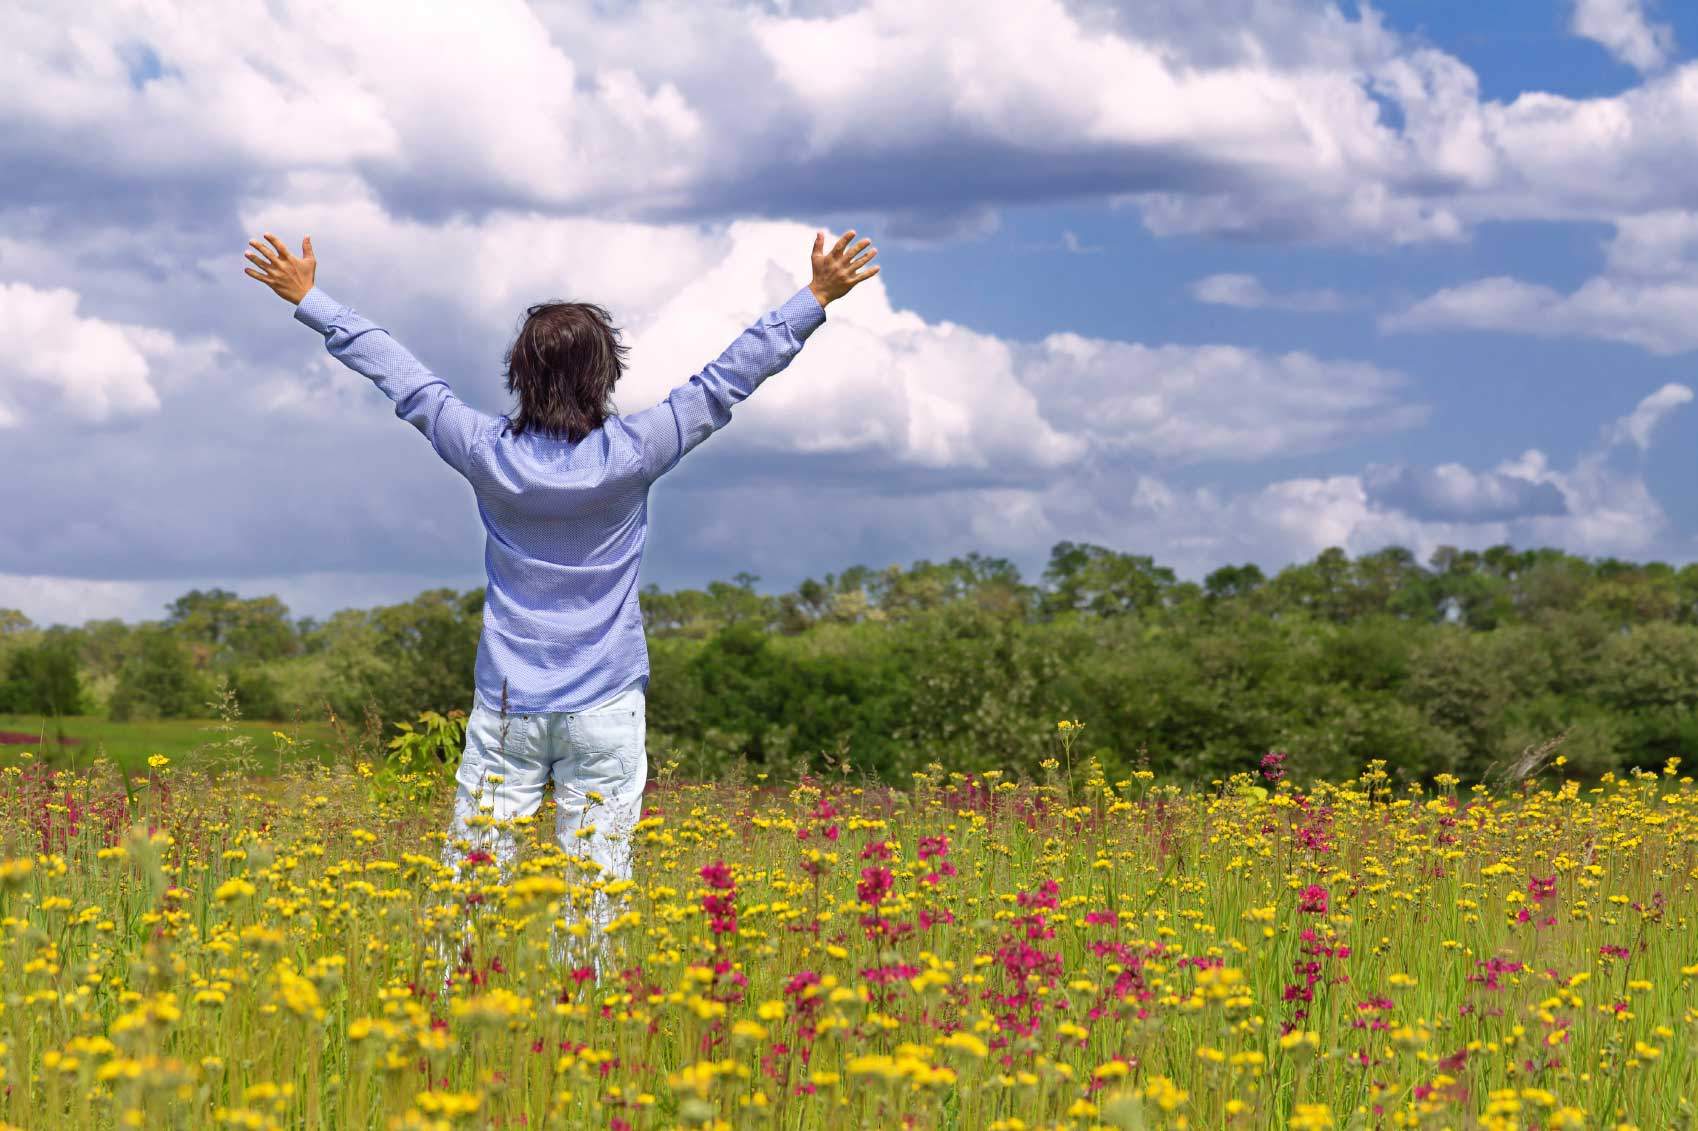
503, 301, 630, 441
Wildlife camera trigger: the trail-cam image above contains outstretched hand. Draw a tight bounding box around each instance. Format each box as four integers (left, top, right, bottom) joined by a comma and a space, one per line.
809, 230, 878, 308
244, 233, 317, 305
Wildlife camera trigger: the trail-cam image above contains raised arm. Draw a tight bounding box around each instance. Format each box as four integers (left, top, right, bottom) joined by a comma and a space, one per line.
622, 229, 879, 482
243, 234, 493, 477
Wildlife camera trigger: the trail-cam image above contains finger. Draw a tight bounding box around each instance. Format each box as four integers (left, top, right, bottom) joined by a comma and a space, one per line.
849, 246, 878, 268
263, 233, 291, 260
302, 235, 314, 259
832, 230, 856, 256
247, 239, 277, 265
243, 267, 267, 281
812, 231, 824, 256
848, 238, 872, 257
244, 252, 271, 271
851, 265, 881, 282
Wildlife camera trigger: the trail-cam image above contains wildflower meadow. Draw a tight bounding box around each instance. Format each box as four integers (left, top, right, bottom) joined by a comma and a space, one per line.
3, 723, 1697, 1130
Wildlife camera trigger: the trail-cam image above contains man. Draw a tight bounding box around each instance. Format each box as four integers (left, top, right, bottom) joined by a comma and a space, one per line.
243, 227, 878, 958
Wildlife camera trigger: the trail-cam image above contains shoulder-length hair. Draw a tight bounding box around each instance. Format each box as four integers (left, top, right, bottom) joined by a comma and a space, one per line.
503, 301, 630, 441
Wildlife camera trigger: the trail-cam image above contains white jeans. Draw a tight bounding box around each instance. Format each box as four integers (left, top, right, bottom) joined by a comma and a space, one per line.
441, 679, 647, 938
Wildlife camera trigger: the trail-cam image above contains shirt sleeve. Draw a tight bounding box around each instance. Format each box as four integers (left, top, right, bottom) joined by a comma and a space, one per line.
293, 287, 494, 478
620, 286, 826, 483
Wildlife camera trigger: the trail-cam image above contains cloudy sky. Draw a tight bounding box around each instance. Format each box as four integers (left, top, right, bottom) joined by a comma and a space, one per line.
7, 0, 1698, 626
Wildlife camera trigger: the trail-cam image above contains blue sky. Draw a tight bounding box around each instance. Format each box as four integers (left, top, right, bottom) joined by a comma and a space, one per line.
4, 0, 1698, 624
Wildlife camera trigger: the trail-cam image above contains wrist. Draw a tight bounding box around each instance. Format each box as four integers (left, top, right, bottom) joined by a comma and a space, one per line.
808, 282, 831, 309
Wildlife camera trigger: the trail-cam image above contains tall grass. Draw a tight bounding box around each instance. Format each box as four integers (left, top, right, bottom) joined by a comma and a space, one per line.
1, 729, 1695, 1129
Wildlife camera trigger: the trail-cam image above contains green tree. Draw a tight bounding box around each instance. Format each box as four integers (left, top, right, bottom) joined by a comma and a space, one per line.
110, 628, 211, 721
0, 634, 85, 716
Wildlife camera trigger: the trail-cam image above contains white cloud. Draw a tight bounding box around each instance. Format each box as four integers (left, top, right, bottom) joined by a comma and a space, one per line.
1361, 461, 1569, 523
1601, 209, 1698, 277
1384, 270, 1698, 355
10, 0, 1698, 623
239, 181, 1083, 473
1190, 273, 1349, 312
0, 175, 1435, 608
1060, 231, 1101, 254
1028, 336, 1423, 462
1572, 0, 1676, 73
0, 0, 1635, 247
239, 178, 1420, 472
1608, 382, 1694, 450
0, 0, 702, 212
6, 0, 1698, 253
0, 570, 479, 626
0, 282, 220, 425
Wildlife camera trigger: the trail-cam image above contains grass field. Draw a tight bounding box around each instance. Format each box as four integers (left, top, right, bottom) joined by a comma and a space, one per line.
0, 713, 343, 774
2, 731, 1696, 1129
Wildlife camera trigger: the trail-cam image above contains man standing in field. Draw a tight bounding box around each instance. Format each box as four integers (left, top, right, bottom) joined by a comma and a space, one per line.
243, 229, 879, 958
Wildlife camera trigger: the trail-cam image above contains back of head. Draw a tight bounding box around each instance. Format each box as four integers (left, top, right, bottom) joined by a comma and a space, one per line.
504, 301, 630, 442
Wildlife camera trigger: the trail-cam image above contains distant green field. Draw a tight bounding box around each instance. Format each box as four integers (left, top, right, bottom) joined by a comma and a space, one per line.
0, 713, 344, 774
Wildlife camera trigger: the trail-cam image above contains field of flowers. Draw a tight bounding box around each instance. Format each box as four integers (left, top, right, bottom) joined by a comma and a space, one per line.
2, 726, 1697, 1130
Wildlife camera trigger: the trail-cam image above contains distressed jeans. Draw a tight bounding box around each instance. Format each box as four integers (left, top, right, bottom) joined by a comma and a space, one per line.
440, 679, 647, 967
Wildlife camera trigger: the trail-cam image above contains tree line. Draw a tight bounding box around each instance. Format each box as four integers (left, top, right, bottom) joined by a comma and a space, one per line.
6, 542, 1698, 783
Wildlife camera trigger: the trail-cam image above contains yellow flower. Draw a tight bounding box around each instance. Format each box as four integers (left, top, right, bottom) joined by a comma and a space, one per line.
215, 878, 256, 902
147, 755, 170, 769
414, 1091, 481, 1118
940, 1032, 988, 1058
1290, 1103, 1335, 1130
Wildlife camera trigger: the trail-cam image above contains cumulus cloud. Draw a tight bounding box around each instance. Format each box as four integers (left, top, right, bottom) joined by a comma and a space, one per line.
0, 173, 1430, 618
1354, 384, 1693, 553
1362, 462, 1569, 523
1190, 273, 1349, 312
9, 0, 1698, 624
0, 282, 220, 425
1572, 0, 1676, 73
9, 0, 1693, 248
240, 179, 1424, 472
1027, 336, 1424, 462
239, 181, 1084, 475
1383, 267, 1698, 355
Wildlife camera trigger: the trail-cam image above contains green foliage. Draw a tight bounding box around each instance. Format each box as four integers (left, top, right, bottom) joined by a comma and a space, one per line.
109, 627, 211, 721
0, 633, 85, 716
314, 588, 481, 728
380, 708, 467, 796
22, 540, 1698, 784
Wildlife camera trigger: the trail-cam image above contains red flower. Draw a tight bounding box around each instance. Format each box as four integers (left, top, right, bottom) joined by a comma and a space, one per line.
857, 867, 893, 906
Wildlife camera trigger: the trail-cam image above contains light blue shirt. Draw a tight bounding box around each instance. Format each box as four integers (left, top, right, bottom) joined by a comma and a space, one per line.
293, 284, 827, 714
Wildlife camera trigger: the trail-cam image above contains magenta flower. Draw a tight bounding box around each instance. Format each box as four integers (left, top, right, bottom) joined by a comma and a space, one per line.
857, 866, 893, 906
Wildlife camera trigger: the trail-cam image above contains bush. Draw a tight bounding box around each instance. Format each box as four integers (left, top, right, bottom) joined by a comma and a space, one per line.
110, 628, 211, 721
0, 635, 85, 716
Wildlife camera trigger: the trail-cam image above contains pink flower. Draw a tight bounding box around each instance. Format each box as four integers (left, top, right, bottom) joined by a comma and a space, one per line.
857, 866, 893, 906
1298, 885, 1328, 915
701, 861, 738, 936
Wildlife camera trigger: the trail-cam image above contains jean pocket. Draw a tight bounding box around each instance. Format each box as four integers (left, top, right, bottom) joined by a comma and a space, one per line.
571, 707, 644, 782
467, 706, 534, 765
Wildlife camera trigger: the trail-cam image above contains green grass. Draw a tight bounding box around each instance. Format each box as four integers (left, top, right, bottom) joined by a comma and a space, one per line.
0, 713, 342, 773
